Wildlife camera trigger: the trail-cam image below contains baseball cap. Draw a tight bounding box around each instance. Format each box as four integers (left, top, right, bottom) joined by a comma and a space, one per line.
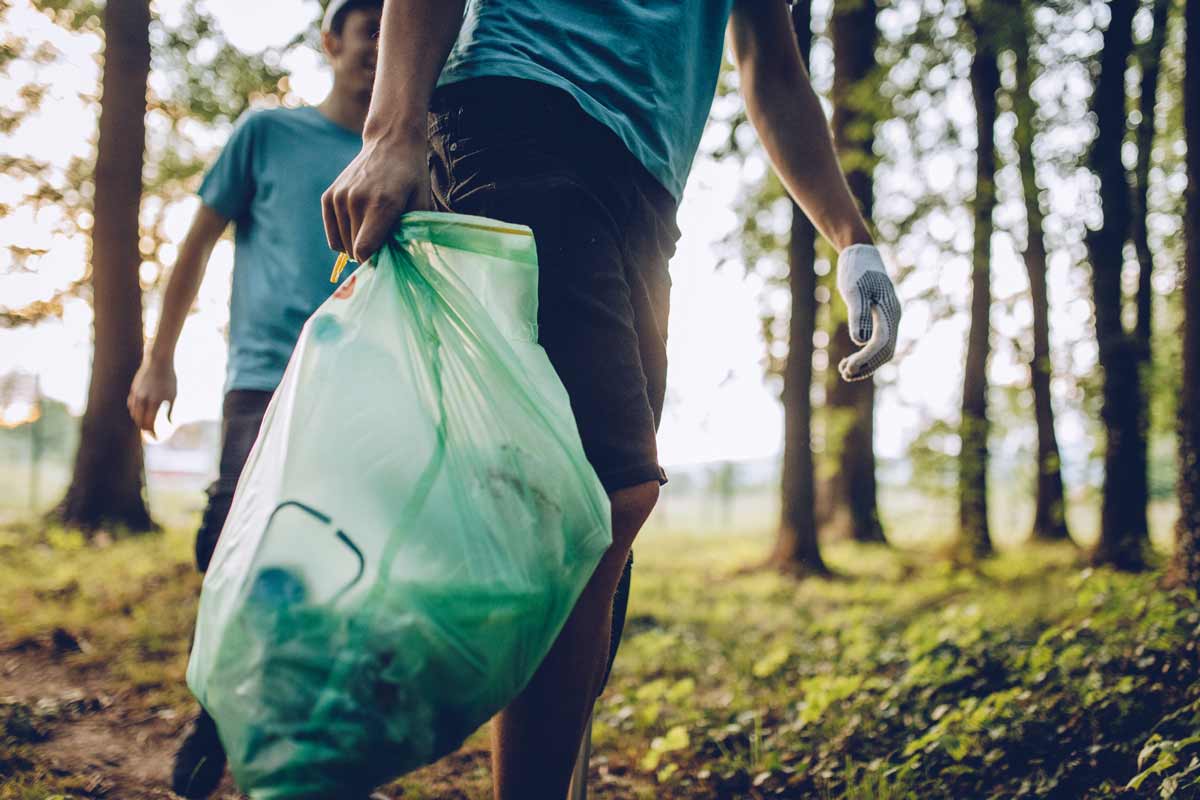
321, 0, 374, 33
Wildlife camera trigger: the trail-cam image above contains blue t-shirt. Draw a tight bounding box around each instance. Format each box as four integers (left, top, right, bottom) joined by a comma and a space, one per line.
438, 0, 735, 199
198, 105, 362, 393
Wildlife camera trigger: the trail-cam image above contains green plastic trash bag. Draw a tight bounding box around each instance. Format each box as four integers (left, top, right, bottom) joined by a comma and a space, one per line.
186, 211, 612, 799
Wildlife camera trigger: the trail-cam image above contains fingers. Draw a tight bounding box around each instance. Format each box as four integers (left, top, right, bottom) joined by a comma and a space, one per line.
838, 306, 896, 382
851, 285, 873, 346
322, 188, 344, 255
353, 206, 391, 265
834, 245, 902, 381
353, 184, 422, 263
325, 146, 430, 262
353, 175, 431, 262
334, 190, 356, 264
326, 180, 390, 264
127, 380, 172, 435
129, 394, 158, 434
141, 399, 159, 434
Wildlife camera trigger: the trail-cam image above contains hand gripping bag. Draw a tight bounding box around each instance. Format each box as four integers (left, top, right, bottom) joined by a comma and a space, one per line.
186, 211, 612, 798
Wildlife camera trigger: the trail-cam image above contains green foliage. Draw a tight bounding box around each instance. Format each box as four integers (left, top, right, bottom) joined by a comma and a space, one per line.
597, 537, 1200, 798
906, 417, 959, 497
1, 520, 1197, 798
0, 398, 77, 460
0, 523, 203, 711
1, 0, 310, 325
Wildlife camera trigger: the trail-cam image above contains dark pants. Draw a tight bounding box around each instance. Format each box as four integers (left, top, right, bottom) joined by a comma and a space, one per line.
195, 390, 272, 573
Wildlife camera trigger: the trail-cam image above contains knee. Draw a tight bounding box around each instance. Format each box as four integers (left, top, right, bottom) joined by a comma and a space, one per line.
609, 480, 659, 550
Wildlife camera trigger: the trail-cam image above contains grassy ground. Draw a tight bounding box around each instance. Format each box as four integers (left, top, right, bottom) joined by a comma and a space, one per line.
1, 513, 1198, 799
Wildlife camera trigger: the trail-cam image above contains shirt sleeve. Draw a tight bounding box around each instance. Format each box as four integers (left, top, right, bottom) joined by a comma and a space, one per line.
198, 111, 261, 220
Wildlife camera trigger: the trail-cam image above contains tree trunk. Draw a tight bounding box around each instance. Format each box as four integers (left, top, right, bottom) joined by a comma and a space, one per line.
1012, 3, 1071, 543
824, 0, 887, 546
771, 0, 830, 576
959, 13, 1000, 560
1171, 0, 1200, 589
54, 0, 155, 533
1087, 0, 1149, 571
1126, 0, 1169, 557
775, 206, 830, 575
1132, 0, 1170, 358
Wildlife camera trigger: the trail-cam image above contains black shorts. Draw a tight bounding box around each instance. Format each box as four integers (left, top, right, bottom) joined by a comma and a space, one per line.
429, 77, 680, 493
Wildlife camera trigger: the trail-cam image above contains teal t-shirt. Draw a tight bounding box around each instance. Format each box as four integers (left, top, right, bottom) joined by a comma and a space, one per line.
438, 0, 736, 199
198, 106, 362, 393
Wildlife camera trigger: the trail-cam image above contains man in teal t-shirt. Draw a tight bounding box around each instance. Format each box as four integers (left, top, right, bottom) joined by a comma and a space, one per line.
126, 1, 381, 796
322, 1, 905, 797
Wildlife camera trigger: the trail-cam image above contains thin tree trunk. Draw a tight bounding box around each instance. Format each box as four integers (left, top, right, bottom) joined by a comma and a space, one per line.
824, 0, 886, 546
1132, 0, 1170, 357
1126, 0, 1171, 560
54, 0, 155, 533
774, 208, 827, 574
959, 13, 1000, 560
1012, 3, 1071, 543
1087, 0, 1149, 571
772, 0, 829, 576
1171, 0, 1200, 589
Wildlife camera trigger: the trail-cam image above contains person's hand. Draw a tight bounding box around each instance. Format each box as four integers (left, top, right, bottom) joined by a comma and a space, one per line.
321, 131, 431, 264
128, 355, 176, 436
835, 244, 902, 382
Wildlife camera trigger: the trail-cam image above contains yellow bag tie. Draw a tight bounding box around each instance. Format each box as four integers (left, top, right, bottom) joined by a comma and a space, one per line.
330, 252, 350, 284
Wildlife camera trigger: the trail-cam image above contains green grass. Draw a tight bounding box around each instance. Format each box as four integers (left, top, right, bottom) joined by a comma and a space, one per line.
1, 511, 1198, 799
0, 522, 202, 712
598, 532, 1200, 798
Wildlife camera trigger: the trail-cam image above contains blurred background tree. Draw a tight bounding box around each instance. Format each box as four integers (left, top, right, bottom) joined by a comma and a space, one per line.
1, 0, 305, 532
0, 0, 1193, 578
1010, 0, 1072, 544
768, 0, 831, 576
1172, 0, 1198, 589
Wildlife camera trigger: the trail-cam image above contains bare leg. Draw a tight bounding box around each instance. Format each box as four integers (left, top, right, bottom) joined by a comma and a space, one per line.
491, 481, 659, 800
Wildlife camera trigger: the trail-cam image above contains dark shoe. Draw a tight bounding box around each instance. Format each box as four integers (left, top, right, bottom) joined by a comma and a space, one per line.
171, 708, 227, 799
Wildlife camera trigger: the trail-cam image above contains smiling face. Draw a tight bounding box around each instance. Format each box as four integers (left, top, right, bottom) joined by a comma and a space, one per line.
322, 5, 382, 97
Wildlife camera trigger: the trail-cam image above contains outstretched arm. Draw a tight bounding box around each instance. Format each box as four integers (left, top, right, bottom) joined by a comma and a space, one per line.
128, 204, 228, 433
729, 0, 901, 380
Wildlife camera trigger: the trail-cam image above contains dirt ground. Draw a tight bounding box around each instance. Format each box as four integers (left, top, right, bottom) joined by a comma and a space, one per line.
0, 634, 651, 800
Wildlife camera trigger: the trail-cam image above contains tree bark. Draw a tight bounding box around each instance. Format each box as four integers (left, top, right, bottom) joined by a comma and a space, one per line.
1171, 0, 1200, 589
1012, 3, 1071, 543
959, 12, 1000, 560
824, 0, 887, 545
54, 0, 155, 533
1132, 0, 1170, 358
1087, 0, 1149, 571
771, 0, 830, 576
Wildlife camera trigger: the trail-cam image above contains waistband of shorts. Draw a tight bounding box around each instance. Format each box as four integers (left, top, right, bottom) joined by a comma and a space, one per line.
430, 76, 678, 219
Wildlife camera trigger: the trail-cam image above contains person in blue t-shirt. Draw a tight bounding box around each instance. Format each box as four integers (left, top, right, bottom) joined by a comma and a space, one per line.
126, 1, 381, 796
324, 1, 904, 798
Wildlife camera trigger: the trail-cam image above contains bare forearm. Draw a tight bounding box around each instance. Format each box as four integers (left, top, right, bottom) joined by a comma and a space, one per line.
362, 0, 467, 146
147, 208, 225, 364
744, 70, 873, 252
729, 0, 873, 251
148, 249, 207, 364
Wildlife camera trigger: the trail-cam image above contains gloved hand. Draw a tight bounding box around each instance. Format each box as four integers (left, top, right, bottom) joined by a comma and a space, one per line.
835, 244, 902, 382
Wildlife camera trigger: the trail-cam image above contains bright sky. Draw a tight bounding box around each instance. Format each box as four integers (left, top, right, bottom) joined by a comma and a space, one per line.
0, 0, 1116, 473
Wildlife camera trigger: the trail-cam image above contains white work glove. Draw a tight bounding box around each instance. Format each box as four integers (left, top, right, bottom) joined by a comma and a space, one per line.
835, 244, 902, 382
